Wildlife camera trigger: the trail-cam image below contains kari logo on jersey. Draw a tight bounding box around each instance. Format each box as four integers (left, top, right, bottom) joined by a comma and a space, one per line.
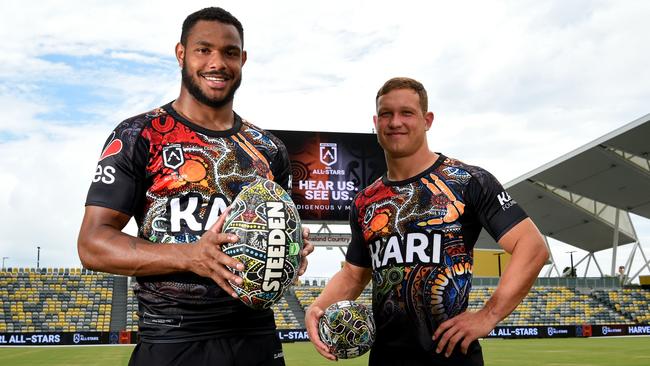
369, 231, 442, 269
319, 143, 337, 167
166, 194, 228, 234
497, 191, 516, 211
163, 144, 185, 169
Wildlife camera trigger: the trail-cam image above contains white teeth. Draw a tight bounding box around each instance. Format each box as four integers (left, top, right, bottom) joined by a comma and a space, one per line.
203, 75, 225, 82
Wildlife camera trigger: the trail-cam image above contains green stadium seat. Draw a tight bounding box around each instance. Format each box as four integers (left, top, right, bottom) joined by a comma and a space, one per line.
3, 271, 648, 335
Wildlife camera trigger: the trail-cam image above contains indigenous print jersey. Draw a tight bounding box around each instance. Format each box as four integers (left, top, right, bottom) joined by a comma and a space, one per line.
85, 102, 290, 342
346, 154, 527, 352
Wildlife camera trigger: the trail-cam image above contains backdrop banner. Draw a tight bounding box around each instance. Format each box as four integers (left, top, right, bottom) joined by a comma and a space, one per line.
486, 325, 576, 339
1, 324, 649, 345
0, 332, 108, 345
270, 130, 386, 222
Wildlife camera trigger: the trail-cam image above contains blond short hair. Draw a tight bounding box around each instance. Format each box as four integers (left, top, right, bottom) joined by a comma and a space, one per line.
375, 77, 428, 114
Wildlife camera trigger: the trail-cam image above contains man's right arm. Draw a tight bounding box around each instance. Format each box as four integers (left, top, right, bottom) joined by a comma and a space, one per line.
77, 205, 244, 297
305, 262, 372, 360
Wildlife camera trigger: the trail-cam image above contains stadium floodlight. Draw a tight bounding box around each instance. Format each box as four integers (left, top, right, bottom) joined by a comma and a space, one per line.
566, 251, 577, 277
2, 256, 8, 270
37, 246, 41, 269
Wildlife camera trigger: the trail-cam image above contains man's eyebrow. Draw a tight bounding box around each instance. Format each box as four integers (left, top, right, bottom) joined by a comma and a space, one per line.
194, 40, 215, 47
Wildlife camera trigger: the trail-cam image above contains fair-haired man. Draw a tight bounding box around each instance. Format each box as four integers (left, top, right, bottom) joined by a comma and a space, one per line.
306, 77, 548, 365
78, 7, 312, 366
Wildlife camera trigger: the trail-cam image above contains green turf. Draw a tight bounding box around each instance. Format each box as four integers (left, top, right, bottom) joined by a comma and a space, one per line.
0, 337, 648, 365
0, 345, 132, 366
483, 337, 650, 366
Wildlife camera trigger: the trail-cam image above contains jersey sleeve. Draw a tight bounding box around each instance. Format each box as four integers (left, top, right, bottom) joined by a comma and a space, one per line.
466, 168, 528, 242
85, 118, 149, 216
345, 198, 372, 268
268, 133, 292, 193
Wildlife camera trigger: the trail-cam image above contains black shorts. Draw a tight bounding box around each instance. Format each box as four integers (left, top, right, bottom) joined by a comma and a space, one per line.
368, 340, 484, 366
128, 333, 285, 366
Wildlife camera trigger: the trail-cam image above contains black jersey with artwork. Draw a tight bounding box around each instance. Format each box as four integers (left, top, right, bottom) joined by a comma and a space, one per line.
346, 154, 527, 355
85, 102, 290, 343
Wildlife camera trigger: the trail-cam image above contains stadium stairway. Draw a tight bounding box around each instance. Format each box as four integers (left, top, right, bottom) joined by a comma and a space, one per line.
590, 289, 639, 324
109, 276, 128, 332
284, 289, 306, 328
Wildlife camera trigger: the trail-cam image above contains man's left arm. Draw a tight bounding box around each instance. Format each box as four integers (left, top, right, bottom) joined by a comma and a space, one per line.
433, 218, 548, 356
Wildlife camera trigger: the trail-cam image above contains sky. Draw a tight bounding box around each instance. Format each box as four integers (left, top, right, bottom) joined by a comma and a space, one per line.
1, 0, 650, 282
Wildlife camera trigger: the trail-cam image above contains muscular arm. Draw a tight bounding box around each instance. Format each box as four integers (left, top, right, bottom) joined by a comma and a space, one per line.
78, 206, 182, 275
433, 218, 548, 356
305, 262, 372, 360
77, 205, 244, 296
311, 262, 372, 310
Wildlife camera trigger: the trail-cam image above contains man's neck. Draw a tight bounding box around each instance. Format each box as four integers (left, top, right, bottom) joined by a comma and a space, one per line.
172, 92, 235, 131
386, 150, 439, 181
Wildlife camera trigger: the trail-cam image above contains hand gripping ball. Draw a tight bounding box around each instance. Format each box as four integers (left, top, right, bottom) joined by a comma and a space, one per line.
222, 177, 303, 310
318, 300, 376, 359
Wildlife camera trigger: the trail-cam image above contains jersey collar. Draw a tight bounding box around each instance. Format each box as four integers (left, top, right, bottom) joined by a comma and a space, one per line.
163, 101, 243, 137
382, 153, 447, 186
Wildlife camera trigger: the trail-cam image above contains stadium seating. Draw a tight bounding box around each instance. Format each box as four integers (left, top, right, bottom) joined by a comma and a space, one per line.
2, 270, 648, 334
0, 268, 113, 332
468, 286, 631, 325
126, 277, 138, 332
294, 286, 323, 311
272, 297, 301, 328
296, 285, 632, 327
293, 285, 372, 313
592, 288, 650, 324
124, 278, 303, 330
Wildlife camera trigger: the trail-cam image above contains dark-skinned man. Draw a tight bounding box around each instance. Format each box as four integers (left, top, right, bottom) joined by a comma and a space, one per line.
78, 7, 313, 366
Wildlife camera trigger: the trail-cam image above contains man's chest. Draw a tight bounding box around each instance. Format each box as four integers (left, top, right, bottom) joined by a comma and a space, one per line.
358, 180, 471, 270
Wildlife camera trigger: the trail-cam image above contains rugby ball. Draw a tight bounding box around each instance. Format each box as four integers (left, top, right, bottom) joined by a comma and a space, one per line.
318, 300, 376, 359
222, 177, 303, 309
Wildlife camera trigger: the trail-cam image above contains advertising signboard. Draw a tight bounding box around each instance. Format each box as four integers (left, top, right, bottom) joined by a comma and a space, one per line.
271, 130, 386, 222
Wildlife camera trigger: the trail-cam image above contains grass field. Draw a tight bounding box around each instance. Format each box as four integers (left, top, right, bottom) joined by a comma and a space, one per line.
1, 337, 649, 365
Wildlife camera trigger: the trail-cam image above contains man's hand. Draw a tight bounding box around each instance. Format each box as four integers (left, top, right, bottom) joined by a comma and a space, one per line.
305, 305, 337, 361
298, 227, 315, 276
186, 208, 244, 298
432, 309, 498, 357
303, 263, 371, 361
433, 219, 547, 357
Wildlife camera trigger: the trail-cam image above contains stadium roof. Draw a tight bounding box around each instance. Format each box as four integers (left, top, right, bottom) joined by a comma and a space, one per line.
477, 113, 650, 252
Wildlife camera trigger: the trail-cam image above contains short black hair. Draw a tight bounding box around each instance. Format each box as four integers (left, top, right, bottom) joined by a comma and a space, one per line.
180, 7, 244, 47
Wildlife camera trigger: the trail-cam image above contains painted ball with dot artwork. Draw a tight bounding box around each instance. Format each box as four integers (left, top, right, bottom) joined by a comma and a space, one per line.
222, 177, 303, 310
318, 300, 376, 359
